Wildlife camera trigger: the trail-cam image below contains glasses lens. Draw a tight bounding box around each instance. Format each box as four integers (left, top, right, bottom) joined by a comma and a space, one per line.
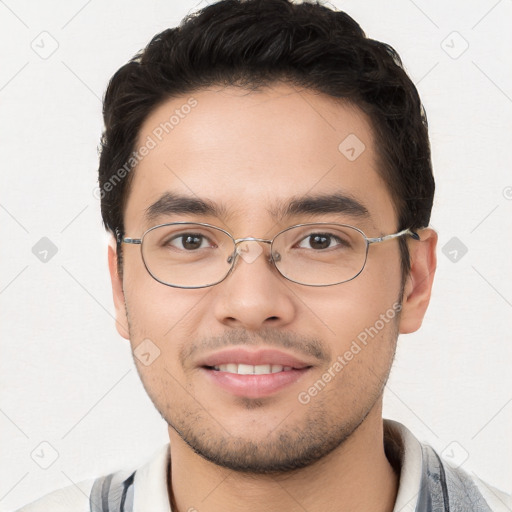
272, 224, 368, 286
141, 223, 234, 288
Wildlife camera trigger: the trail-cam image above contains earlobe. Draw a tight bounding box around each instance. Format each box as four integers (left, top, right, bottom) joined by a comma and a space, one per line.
398, 228, 437, 334
107, 238, 130, 340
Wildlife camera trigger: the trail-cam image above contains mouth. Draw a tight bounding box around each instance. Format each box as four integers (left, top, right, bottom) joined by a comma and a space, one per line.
198, 348, 314, 398
207, 363, 297, 374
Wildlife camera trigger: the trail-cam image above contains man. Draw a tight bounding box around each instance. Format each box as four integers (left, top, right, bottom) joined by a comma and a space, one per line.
17, 0, 510, 510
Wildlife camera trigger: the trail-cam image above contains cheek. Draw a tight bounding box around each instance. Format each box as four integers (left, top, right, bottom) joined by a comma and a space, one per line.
294, 265, 401, 342
122, 284, 213, 399
122, 249, 208, 339
364, 242, 404, 292
295, 302, 398, 425
290, 256, 402, 389
122, 277, 205, 401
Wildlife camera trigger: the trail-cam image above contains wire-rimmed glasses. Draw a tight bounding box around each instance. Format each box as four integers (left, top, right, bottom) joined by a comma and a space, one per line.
118, 222, 419, 288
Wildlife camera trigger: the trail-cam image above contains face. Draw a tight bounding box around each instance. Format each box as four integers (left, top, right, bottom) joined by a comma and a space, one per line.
109, 83, 434, 473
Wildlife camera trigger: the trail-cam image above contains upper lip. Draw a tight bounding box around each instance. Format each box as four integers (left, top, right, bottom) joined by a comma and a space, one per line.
198, 348, 314, 369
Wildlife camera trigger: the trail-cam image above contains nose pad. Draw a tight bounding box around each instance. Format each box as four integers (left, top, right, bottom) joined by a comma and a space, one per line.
226, 241, 276, 268
236, 241, 263, 264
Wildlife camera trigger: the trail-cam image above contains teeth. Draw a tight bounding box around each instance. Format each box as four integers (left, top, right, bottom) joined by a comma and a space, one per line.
213, 364, 294, 375
237, 364, 254, 375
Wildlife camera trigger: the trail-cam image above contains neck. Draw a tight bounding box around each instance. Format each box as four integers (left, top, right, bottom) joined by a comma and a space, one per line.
167, 405, 398, 512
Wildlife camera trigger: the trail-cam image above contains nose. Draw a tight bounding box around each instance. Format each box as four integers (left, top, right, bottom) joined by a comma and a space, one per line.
213, 240, 296, 331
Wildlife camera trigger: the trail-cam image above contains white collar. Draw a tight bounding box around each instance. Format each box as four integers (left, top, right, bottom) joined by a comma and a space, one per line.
385, 419, 424, 512
133, 442, 172, 512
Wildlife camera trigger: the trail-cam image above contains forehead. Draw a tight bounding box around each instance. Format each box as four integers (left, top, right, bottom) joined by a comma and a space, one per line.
124, 83, 396, 232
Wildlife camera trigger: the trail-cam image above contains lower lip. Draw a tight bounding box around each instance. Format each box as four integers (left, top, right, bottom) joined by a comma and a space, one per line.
201, 367, 311, 399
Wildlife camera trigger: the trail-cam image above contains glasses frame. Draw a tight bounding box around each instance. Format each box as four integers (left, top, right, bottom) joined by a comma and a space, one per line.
117, 222, 420, 289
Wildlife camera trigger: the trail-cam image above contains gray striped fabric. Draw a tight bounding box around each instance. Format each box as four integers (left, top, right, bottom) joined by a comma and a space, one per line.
416, 444, 492, 511
89, 470, 135, 512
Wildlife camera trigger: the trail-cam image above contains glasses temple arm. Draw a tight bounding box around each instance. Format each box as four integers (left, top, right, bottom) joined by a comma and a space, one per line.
367, 228, 420, 244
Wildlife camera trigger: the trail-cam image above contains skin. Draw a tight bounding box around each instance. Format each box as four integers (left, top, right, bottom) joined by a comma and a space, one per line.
108, 82, 437, 512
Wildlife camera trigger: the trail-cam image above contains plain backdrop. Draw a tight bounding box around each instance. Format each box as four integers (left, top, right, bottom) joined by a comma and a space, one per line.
1, 0, 511, 510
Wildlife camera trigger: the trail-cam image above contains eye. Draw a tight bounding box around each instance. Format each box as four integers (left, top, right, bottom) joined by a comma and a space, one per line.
296, 232, 348, 250
167, 233, 213, 250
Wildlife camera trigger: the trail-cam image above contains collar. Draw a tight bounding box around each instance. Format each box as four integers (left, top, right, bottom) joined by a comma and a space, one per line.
385, 419, 424, 512
132, 442, 172, 512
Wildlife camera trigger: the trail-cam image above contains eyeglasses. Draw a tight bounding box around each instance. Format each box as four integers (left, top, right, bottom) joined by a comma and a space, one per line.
118, 222, 419, 289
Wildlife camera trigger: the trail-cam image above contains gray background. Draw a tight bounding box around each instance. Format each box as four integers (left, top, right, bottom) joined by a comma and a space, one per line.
1, 0, 511, 510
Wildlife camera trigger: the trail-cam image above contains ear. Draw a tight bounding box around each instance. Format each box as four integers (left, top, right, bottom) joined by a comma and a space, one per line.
108, 237, 130, 340
399, 228, 437, 334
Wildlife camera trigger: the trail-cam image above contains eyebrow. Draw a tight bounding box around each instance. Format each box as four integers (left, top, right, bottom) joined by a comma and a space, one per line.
271, 192, 370, 220
144, 191, 370, 224
144, 192, 227, 224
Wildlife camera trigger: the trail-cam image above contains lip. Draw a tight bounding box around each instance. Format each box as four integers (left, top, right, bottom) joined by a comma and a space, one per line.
198, 348, 314, 399
198, 348, 313, 369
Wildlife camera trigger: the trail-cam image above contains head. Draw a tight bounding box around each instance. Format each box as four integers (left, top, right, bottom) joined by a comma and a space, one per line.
100, 0, 436, 473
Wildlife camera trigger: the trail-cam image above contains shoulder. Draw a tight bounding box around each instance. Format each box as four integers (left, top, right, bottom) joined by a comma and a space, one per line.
14, 478, 95, 512
384, 420, 512, 512
421, 443, 512, 511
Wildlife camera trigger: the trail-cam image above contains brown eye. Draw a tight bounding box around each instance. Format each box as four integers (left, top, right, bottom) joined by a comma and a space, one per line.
167, 233, 209, 250
297, 233, 347, 250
